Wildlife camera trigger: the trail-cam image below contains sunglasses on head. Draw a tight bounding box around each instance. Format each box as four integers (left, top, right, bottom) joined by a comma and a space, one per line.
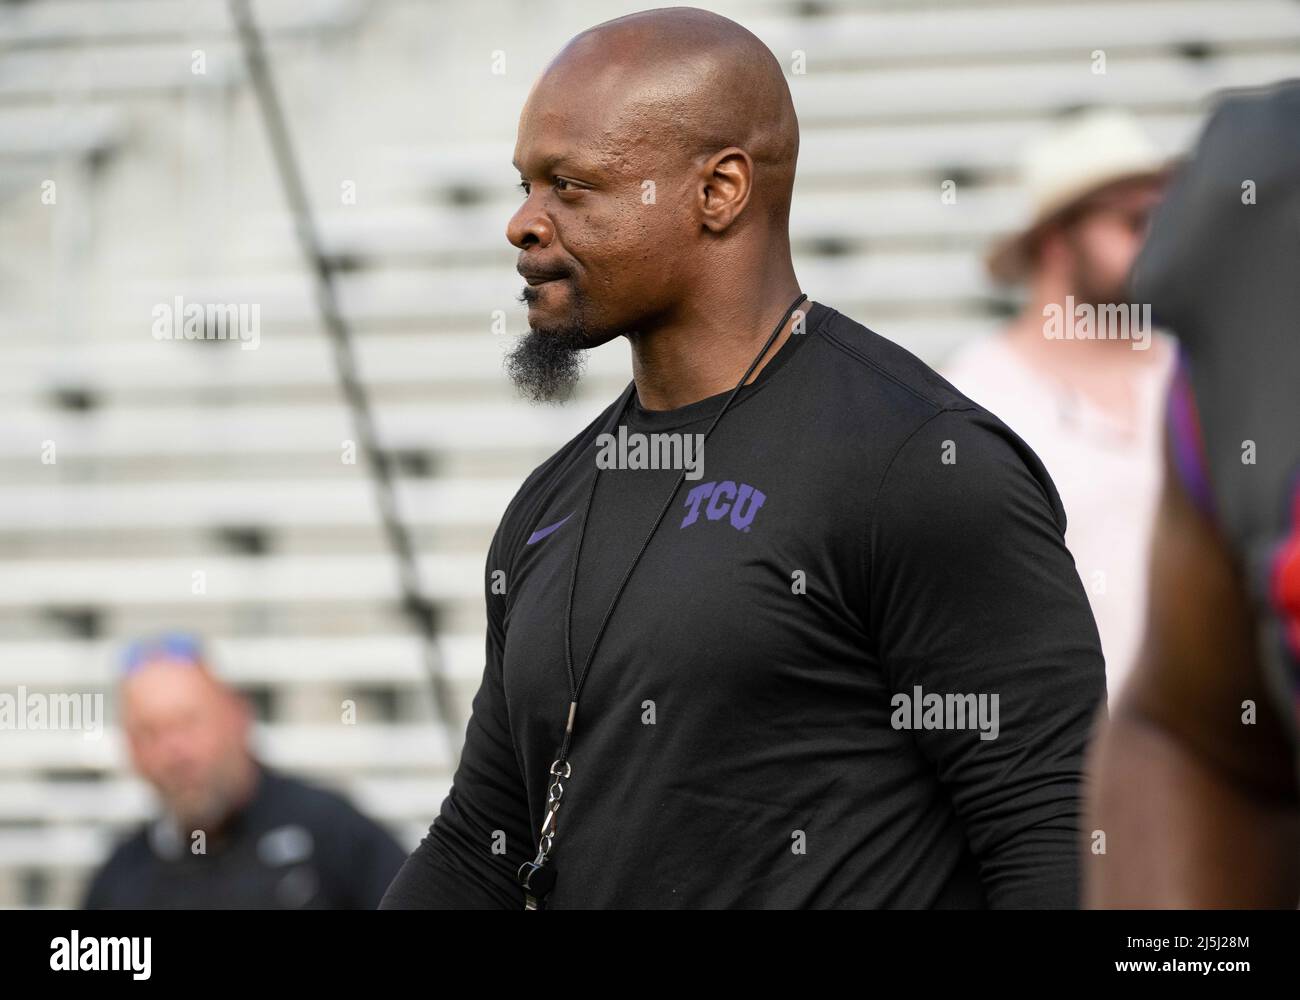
120, 633, 205, 675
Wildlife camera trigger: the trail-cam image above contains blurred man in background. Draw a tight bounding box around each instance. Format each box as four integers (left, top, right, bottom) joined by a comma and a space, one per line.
943, 109, 1174, 700
1088, 81, 1300, 906
84, 633, 405, 909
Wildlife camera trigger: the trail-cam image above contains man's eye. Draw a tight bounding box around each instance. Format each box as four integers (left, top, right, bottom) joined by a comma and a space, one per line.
518, 177, 579, 196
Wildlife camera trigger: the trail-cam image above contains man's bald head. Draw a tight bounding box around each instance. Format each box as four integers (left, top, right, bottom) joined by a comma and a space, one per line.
506, 7, 801, 401
548, 8, 799, 222
121, 650, 254, 830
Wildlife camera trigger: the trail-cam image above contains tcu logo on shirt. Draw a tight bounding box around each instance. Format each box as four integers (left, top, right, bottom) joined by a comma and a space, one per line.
680, 480, 766, 532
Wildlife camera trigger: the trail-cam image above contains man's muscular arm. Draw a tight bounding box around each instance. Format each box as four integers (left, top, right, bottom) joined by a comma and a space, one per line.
380, 530, 532, 909
1085, 440, 1300, 907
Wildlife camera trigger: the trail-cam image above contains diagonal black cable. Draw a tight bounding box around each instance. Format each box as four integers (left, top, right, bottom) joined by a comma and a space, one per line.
227, 0, 458, 756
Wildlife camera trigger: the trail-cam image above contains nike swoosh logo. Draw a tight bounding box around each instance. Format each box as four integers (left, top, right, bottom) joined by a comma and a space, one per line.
526, 512, 573, 545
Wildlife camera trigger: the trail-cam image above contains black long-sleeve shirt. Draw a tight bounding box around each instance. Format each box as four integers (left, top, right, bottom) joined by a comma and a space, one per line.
382, 301, 1105, 909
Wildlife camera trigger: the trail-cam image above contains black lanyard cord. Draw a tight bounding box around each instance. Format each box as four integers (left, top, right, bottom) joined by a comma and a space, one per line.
518, 291, 808, 908
560, 291, 808, 755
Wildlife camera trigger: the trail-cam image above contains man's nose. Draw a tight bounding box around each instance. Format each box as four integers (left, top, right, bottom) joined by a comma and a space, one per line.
507, 199, 554, 250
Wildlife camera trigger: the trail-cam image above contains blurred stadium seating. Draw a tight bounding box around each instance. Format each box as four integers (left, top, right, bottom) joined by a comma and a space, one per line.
1, 0, 1298, 907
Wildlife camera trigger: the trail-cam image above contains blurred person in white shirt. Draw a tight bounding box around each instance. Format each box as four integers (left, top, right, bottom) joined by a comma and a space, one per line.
943, 109, 1174, 702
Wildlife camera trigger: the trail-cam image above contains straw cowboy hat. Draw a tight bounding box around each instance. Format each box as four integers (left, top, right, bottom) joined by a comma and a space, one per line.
987, 108, 1172, 283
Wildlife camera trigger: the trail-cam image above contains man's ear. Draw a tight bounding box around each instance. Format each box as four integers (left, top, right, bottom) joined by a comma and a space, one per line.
698, 147, 753, 233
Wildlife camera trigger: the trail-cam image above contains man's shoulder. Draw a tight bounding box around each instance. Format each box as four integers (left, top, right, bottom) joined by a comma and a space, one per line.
98, 824, 153, 867
805, 306, 1002, 457
803, 310, 1067, 530
84, 824, 153, 906
257, 767, 380, 829
810, 305, 980, 417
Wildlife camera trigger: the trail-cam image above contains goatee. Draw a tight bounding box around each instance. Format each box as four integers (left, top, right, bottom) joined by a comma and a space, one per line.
506, 300, 589, 403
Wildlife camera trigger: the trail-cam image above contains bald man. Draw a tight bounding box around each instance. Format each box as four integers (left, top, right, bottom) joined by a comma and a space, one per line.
382, 8, 1103, 909
84, 634, 406, 909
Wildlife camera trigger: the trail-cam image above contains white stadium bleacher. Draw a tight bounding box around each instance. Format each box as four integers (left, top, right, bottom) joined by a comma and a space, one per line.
0, 0, 1297, 908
